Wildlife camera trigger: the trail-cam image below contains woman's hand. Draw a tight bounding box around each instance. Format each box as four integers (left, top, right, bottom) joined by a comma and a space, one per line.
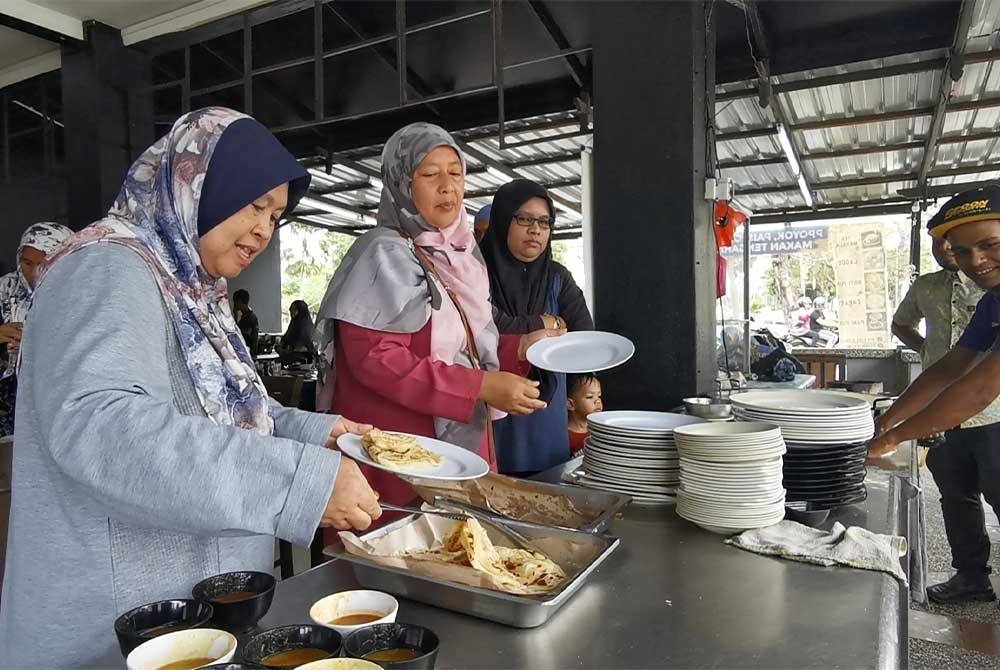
518, 327, 565, 361
540, 314, 565, 331
0, 322, 23, 346
326, 417, 375, 448
321, 457, 382, 531
480, 371, 546, 415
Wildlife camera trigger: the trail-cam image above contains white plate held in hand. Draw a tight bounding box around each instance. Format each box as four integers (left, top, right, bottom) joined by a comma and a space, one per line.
527, 331, 635, 373
337, 432, 489, 481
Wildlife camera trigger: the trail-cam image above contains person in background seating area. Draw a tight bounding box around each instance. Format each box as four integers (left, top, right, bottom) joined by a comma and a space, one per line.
473, 204, 491, 244
278, 299, 316, 365
233, 288, 259, 355
0, 222, 73, 437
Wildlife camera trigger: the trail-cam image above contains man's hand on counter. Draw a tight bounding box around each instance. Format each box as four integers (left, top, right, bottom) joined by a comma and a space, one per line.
322, 457, 382, 531
867, 430, 900, 461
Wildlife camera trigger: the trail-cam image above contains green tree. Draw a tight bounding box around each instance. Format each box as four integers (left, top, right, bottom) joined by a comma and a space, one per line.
279, 223, 356, 328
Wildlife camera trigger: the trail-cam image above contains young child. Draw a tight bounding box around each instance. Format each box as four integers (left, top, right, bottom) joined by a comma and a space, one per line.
567, 373, 603, 454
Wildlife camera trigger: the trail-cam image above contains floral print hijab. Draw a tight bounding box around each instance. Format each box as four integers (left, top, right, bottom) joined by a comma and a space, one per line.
38, 107, 297, 434
0, 222, 73, 325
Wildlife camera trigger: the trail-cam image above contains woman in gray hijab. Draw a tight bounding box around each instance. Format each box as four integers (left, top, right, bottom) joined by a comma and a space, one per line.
315, 122, 560, 506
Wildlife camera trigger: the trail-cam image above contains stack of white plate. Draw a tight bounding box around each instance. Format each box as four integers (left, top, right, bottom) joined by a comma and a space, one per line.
729, 390, 874, 443
673, 422, 787, 534
580, 411, 706, 504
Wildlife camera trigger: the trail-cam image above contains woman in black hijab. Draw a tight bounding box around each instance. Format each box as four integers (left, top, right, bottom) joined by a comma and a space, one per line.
278, 299, 316, 365
281, 300, 314, 350
480, 178, 593, 475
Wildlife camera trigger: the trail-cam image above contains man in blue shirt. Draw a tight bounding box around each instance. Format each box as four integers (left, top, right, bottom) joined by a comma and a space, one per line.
871, 185, 1000, 605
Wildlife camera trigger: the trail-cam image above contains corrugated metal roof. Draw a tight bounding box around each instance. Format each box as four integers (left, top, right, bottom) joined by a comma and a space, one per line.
293, 0, 1000, 235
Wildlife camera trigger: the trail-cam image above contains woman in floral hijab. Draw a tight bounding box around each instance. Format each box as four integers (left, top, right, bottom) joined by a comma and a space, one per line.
0, 221, 72, 435
1, 107, 381, 667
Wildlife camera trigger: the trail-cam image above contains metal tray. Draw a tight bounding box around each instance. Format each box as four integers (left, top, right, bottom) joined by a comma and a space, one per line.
408, 473, 631, 534
325, 514, 620, 628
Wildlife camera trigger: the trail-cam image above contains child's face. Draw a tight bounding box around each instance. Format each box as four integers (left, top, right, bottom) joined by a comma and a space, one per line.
569, 379, 603, 417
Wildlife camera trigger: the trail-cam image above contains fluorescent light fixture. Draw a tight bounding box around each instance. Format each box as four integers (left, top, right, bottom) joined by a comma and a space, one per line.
797, 173, 814, 208
776, 123, 800, 177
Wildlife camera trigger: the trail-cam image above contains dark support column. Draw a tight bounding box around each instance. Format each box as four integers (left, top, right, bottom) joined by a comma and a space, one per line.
592, 1, 717, 408
61, 21, 152, 229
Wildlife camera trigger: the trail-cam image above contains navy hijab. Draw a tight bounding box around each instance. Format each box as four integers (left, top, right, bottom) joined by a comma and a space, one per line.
198, 117, 311, 236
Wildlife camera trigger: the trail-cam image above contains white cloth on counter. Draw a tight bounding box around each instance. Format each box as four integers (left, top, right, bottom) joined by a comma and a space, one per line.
725, 519, 908, 584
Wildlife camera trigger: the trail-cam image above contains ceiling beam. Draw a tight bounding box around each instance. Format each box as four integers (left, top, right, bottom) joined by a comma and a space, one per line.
800, 141, 927, 161
464, 176, 581, 200
793, 106, 934, 132
898, 178, 1000, 199
310, 178, 372, 195
527, 0, 587, 89
740, 171, 916, 195
455, 138, 581, 212
749, 202, 914, 224
0, 0, 83, 43
137, 0, 314, 53
939, 129, 1000, 145
927, 163, 1000, 179
325, 3, 436, 100
505, 148, 581, 168
123, 0, 272, 46
718, 156, 788, 170
716, 126, 777, 142
915, 0, 977, 200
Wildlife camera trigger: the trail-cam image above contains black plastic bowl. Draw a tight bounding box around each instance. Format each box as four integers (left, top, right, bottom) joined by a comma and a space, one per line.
344, 623, 440, 669
114, 598, 214, 657
192, 571, 276, 632
243, 624, 344, 668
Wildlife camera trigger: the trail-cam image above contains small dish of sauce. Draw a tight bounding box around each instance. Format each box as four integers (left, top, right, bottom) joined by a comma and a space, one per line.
260, 647, 332, 668
154, 658, 217, 670
210, 590, 258, 604
363, 648, 423, 662
329, 611, 385, 626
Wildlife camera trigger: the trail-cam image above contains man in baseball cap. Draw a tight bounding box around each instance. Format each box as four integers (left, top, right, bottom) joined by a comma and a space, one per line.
871, 184, 1000, 604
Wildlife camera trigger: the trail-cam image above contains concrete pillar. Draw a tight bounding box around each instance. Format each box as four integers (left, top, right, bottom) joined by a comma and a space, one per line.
61, 21, 152, 229
591, 0, 717, 409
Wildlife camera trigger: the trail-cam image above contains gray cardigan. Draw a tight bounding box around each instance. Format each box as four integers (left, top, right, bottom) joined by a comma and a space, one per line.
0, 244, 342, 668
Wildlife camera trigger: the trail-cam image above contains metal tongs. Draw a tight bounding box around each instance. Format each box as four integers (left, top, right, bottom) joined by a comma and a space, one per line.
379, 499, 542, 553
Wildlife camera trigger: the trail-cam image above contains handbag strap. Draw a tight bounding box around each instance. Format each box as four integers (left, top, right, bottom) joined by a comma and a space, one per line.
397, 229, 497, 468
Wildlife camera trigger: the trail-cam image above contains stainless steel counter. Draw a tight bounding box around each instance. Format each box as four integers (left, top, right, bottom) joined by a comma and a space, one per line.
257, 469, 909, 669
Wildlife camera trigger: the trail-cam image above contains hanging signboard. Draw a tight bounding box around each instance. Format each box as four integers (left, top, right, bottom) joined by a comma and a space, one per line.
831, 224, 890, 348
721, 225, 829, 256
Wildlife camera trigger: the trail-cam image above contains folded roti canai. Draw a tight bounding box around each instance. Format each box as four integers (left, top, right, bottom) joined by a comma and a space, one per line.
362, 429, 444, 469
427, 518, 566, 594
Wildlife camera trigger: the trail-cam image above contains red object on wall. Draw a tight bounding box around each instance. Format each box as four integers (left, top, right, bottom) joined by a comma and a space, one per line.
714, 200, 747, 248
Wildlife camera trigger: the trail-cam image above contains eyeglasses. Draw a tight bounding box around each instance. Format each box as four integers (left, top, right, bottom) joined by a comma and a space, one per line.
512, 213, 552, 230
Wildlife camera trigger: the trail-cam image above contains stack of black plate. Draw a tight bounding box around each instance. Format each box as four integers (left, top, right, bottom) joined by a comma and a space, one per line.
781, 442, 867, 508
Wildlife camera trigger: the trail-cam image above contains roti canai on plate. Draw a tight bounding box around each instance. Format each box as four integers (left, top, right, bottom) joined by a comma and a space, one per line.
362, 429, 445, 469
